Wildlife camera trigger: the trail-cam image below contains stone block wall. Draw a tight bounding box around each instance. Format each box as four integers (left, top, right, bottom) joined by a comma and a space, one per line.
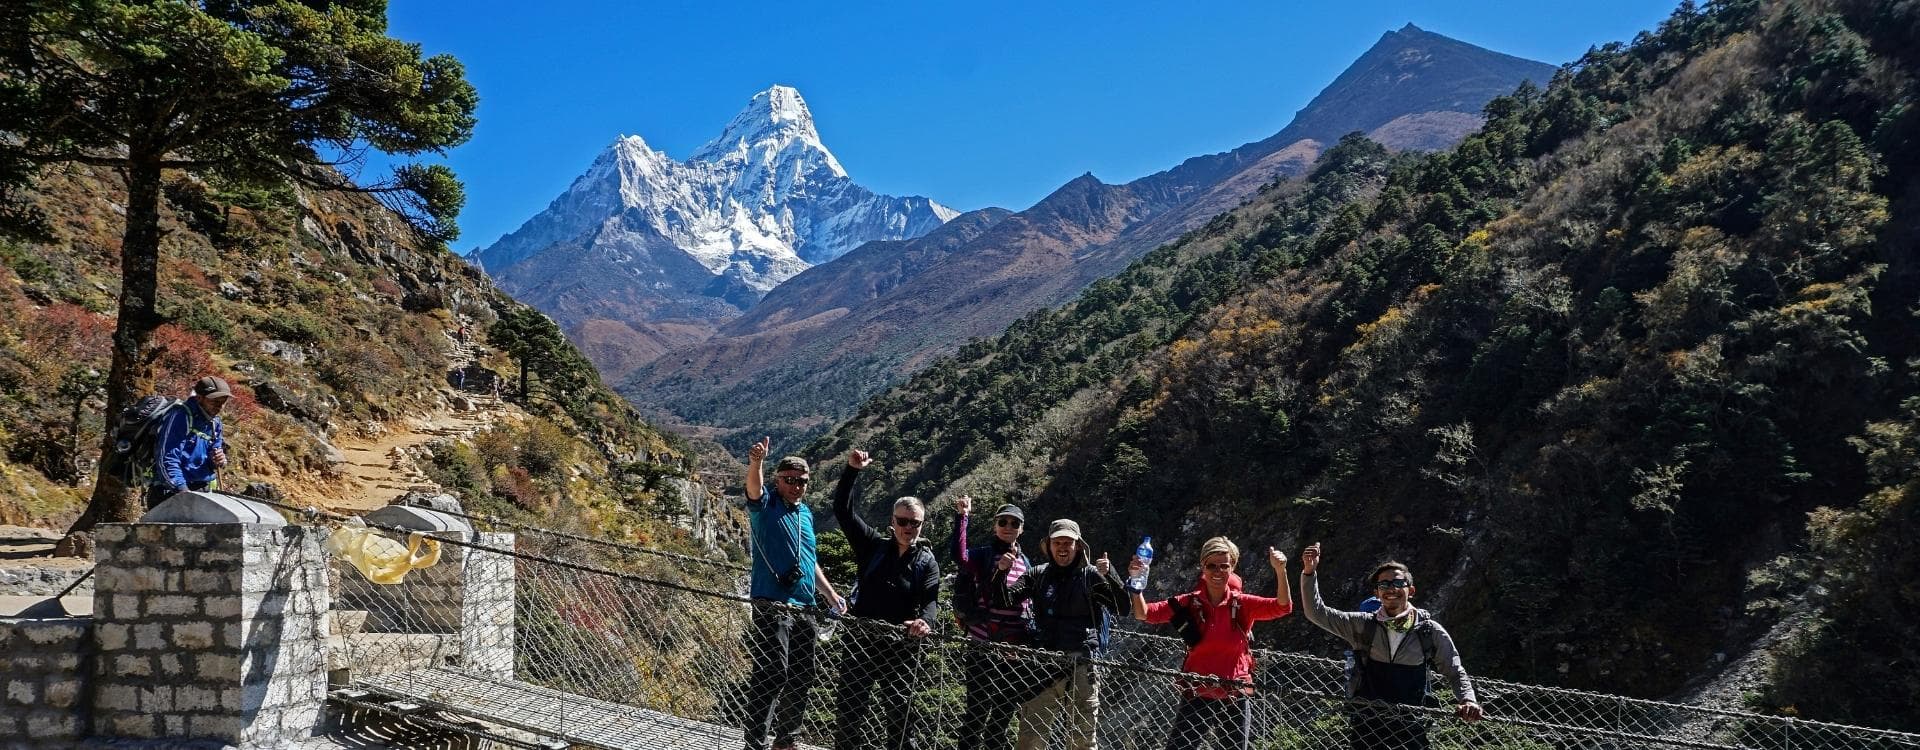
91, 523, 330, 747
460, 532, 515, 679
0, 617, 90, 748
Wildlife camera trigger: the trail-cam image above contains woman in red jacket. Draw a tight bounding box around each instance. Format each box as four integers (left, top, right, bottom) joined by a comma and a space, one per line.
1128, 537, 1292, 750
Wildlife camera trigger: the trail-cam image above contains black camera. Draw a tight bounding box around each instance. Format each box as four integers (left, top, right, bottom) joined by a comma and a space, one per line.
777, 566, 803, 587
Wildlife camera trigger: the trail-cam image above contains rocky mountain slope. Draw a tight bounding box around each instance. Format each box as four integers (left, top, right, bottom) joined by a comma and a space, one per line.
469, 86, 958, 379
623, 26, 1556, 450
811, 0, 1920, 730
0, 162, 728, 557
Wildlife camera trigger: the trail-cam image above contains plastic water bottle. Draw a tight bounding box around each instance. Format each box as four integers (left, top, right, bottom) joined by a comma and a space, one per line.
1128, 536, 1153, 591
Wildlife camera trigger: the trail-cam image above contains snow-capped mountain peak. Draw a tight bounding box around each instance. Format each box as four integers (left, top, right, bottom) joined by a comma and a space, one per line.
469, 85, 956, 331
690, 85, 846, 177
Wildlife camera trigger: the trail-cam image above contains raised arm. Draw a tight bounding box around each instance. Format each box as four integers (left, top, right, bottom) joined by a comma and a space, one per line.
743, 436, 769, 505
1268, 546, 1292, 609
1298, 543, 1369, 644
1088, 552, 1127, 615
1125, 554, 1150, 620
831, 451, 877, 558
948, 495, 972, 566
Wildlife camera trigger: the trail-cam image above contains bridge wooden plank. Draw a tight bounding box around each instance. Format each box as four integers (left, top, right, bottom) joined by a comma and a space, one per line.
356, 668, 826, 750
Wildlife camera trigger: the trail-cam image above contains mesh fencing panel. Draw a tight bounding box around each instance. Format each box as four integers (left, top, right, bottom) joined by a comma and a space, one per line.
320, 518, 1920, 750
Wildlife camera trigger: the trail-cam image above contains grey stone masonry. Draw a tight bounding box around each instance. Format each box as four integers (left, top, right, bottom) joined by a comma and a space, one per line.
0, 616, 91, 750
460, 532, 515, 679
91, 523, 330, 748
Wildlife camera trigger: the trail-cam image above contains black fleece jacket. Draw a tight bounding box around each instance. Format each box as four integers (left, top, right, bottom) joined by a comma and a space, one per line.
832, 467, 940, 624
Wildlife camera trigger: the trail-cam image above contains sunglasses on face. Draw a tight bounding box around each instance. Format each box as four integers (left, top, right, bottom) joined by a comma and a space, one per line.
1204, 562, 1234, 572
1373, 579, 1412, 590
995, 518, 1022, 529
893, 516, 924, 528
776, 475, 810, 486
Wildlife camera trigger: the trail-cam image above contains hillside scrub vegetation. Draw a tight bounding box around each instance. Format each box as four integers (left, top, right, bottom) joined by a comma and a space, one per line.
814, 0, 1920, 728
0, 160, 704, 558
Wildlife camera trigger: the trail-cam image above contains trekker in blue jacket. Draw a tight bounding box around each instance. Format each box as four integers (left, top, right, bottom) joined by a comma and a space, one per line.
147, 376, 231, 508
831, 449, 939, 750
740, 438, 845, 750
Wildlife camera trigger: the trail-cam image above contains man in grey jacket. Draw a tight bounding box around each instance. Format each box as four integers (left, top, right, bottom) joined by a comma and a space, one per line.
1299, 543, 1482, 750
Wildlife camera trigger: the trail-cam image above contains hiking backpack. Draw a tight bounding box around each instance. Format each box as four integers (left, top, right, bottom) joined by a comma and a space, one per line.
1167, 591, 1251, 647
97, 396, 181, 485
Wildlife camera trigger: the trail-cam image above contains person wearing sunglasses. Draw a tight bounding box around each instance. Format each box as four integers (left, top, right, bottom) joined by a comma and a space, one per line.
1126, 537, 1292, 750
990, 518, 1126, 750
1298, 543, 1482, 750
948, 495, 1038, 750
740, 438, 843, 750
830, 448, 941, 750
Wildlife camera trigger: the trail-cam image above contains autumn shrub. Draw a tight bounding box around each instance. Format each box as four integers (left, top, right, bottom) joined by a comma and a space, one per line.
21, 303, 113, 365
491, 464, 544, 512
148, 325, 214, 395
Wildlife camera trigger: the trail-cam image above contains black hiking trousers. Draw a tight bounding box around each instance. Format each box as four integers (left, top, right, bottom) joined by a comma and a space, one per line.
741, 605, 821, 750
1348, 703, 1432, 750
1164, 694, 1252, 750
832, 626, 925, 750
957, 645, 1049, 750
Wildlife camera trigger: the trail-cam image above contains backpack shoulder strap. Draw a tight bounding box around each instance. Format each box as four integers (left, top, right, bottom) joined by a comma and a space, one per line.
1355, 616, 1380, 658
1416, 617, 1439, 670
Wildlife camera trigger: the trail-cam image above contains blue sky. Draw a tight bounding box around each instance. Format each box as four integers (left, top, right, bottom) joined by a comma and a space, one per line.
376, 1, 1685, 251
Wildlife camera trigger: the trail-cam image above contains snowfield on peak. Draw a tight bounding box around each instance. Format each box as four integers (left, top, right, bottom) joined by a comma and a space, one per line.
471, 85, 955, 296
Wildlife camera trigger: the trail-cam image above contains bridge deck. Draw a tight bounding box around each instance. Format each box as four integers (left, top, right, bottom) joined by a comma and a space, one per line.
352, 668, 823, 750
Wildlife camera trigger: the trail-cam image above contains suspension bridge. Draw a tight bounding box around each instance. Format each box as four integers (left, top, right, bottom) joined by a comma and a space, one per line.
271, 497, 1920, 750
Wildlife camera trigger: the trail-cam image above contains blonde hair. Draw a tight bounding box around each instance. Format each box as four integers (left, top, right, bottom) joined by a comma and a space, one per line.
1199, 536, 1240, 565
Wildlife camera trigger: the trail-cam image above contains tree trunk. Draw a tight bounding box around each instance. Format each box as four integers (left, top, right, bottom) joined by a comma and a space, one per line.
63, 152, 166, 543
519, 358, 529, 401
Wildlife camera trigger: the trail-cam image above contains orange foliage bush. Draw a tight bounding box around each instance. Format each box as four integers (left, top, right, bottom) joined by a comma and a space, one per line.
148, 324, 214, 395
21, 303, 113, 365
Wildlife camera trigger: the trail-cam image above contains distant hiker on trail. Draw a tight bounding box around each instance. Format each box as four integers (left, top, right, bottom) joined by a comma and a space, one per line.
1299, 543, 1481, 750
1127, 537, 1293, 750
948, 495, 1039, 750
991, 518, 1126, 750
740, 437, 844, 750
830, 448, 940, 750
147, 376, 231, 509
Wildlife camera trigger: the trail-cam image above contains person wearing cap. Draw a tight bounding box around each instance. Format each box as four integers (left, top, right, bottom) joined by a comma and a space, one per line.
147, 376, 231, 508
948, 495, 1036, 750
1298, 543, 1482, 750
828, 448, 940, 750
740, 437, 845, 750
1126, 537, 1293, 750
990, 518, 1126, 750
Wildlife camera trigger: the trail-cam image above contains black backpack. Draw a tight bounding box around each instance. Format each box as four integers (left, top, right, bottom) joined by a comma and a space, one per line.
1167, 591, 1250, 647
97, 396, 181, 485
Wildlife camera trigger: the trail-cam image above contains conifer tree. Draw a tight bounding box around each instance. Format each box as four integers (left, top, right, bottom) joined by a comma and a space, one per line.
0, 0, 478, 538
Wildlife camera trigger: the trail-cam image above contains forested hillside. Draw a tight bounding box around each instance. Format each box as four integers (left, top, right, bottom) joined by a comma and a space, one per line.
814, 0, 1920, 728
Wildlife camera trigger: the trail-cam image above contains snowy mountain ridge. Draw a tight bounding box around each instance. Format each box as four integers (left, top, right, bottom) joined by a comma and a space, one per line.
470, 85, 957, 298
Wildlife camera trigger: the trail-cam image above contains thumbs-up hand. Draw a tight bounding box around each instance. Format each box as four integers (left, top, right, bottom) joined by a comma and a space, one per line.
1095, 552, 1112, 577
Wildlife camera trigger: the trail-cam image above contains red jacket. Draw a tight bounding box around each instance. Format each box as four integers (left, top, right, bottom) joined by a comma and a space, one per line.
1143, 572, 1292, 699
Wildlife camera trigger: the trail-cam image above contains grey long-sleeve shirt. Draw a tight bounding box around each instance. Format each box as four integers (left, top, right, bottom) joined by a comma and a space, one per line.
1300, 571, 1477, 704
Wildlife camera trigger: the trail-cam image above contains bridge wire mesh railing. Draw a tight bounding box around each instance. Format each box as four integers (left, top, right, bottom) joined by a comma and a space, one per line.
303, 505, 1920, 750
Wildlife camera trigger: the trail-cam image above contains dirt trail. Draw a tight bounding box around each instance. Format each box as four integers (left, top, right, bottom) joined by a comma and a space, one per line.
301, 331, 519, 513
